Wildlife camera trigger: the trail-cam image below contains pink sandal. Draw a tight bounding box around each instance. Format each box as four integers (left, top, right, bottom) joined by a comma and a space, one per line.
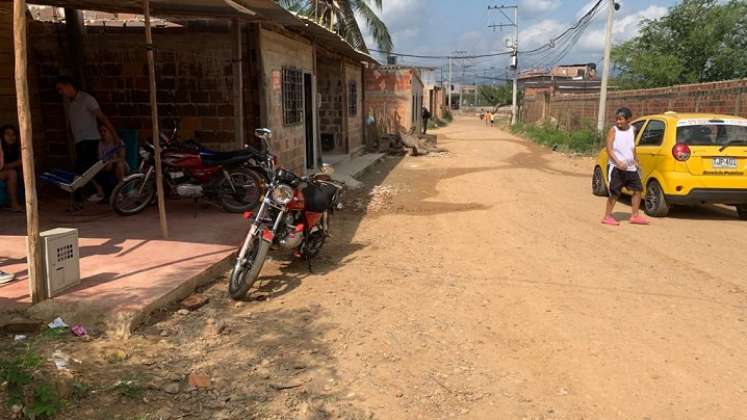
629, 215, 650, 225
601, 216, 619, 226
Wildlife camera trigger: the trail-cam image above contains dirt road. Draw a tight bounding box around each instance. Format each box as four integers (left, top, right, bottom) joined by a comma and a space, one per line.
5, 116, 746, 419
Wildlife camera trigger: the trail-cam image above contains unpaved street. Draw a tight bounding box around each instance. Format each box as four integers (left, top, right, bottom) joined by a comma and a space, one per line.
7, 116, 746, 419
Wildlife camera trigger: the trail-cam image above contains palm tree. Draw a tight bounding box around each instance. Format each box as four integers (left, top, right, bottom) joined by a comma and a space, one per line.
277, 0, 393, 53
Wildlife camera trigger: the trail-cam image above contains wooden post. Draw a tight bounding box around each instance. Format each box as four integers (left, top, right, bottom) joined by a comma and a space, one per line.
14, 0, 46, 302
232, 18, 244, 148
144, 0, 169, 239
63, 8, 86, 90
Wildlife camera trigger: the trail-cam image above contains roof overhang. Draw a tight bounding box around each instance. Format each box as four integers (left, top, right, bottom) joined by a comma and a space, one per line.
15, 0, 299, 23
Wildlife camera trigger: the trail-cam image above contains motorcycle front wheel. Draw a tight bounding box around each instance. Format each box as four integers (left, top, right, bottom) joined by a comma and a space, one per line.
110, 177, 156, 216
218, 168, 263, 213
228, 236, 271, 300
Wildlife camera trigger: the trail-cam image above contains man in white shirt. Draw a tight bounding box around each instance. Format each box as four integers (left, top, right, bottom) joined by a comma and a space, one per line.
56, 75, 119, 202
602, 107, 648, 226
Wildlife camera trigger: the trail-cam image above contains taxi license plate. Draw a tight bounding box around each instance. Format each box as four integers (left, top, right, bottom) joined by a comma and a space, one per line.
713, 157, 737, 168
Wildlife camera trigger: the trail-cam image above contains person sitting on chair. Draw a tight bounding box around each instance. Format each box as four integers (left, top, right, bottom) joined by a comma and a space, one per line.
56, 75, 119, 203
0, 124, 23, 212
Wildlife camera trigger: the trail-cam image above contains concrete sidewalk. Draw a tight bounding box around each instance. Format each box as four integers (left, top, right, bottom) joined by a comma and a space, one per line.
0, 198, 245, 336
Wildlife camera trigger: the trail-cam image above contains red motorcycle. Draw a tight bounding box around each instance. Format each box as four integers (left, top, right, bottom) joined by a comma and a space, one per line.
110, 130, 263, 216
228, 129, 344, 300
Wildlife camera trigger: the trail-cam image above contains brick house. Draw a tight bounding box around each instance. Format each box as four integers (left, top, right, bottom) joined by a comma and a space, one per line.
364, 65, 425, 135
0, 3, 374, 175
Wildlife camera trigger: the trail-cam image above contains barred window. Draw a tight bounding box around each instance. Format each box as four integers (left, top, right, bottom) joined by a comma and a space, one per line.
282, 67, 303, 126
348, 80, 357, 116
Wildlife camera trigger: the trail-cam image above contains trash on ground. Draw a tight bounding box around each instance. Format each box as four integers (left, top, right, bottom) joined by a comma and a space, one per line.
48, 317, 68, 329
50, 349, 71, 371
13, 334, 26, 342
71, 324, 88, 337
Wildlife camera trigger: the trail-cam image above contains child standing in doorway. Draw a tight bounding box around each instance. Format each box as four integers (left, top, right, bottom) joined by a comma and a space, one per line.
602, 107, 649, 226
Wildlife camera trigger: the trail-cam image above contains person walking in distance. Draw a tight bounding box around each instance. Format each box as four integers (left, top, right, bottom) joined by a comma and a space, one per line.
56, 75, 119, 203
421, 106, 431, 134
602, 107, 649, 226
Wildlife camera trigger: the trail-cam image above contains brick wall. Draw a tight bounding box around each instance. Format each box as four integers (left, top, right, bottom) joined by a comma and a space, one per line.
344, 62, 362, 154
522, 79, 747, 131
29, 22, 245, 167
365, 67, 419, 134
259, 27, 312, 173
1, 4, 46, 166
317, 53, 343, 154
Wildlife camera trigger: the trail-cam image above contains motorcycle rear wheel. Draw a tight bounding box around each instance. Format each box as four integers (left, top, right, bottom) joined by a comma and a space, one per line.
218, 168, 263, 213
110, 177, 155, 216
228, 237, 271, 300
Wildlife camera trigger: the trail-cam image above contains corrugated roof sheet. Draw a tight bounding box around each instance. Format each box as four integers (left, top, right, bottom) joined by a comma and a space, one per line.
18, 0, 299, 23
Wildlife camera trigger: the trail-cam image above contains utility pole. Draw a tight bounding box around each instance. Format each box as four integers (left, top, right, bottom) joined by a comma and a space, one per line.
447, 56, 452, 109
451, 51, 466, 109
488, 4, 519, 124
596, 0, 618, 133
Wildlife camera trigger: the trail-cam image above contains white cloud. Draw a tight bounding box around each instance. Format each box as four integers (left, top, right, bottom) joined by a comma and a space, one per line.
519, 19, 565, 49
521, 0, 561, 13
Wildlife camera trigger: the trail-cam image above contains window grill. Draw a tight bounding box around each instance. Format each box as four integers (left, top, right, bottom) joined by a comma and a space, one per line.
348, 80, 357, 116
282, 67, 303, 126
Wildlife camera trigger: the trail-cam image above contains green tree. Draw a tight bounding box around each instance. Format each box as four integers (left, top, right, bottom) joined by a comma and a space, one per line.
612, 0, 747, 89
478, 84, 519, 107
277, 0, 393, 53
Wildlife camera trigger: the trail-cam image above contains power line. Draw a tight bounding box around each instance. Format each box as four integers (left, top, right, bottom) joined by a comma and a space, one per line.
369, 49, 513, 60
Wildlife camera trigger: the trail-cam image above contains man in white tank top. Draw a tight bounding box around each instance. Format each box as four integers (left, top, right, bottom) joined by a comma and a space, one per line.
602, 107, 649, 225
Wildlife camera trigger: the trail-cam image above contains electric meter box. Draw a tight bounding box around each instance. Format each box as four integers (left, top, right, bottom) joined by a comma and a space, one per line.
40, 228, 80, 297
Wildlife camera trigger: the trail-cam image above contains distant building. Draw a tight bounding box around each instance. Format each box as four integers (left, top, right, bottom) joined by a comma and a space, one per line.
365, 65, 425, 134
519, 63, 604, 97
551, 63, 597, 80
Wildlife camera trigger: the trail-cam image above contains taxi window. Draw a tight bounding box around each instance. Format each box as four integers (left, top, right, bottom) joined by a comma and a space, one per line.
639, 120, 665, 146
676, 124, 747, 146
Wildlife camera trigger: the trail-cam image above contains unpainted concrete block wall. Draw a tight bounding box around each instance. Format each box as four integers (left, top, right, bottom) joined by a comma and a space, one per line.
345, 62, 362, 154
259, 28, 312, 173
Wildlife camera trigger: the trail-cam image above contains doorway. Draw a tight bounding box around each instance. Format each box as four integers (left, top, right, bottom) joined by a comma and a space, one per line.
304, 73, 314, 170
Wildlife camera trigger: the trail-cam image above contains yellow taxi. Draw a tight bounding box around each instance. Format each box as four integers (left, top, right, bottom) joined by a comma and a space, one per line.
592, 112, 747, 219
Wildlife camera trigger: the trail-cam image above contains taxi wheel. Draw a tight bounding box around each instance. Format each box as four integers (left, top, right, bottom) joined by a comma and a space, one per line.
592, 166, 608, 197
737, 205, 747, 220
644, 180, 670, 217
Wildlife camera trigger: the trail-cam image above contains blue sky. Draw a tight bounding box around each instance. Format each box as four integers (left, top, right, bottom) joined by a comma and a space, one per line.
362, 0, 680, 83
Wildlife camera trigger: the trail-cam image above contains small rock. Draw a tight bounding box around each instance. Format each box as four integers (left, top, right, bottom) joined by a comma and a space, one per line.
162, 382, 180, 394
1, 318, 43, 334
181, 294, 210, 311
256, 368, 271, 380
160, 330, 169, 337
395, 392, 404, 398
188, 372, 210, 389
270, 382, 302, 390
177, 309, 190, 316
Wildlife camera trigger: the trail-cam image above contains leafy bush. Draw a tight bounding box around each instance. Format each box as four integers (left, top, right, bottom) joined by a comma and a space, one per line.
441, 107, 453, 122
0, 348, 63, 418
512, 122, 598, 154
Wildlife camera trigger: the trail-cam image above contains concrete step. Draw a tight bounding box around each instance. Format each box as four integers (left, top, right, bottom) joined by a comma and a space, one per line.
331, 153, 385, 189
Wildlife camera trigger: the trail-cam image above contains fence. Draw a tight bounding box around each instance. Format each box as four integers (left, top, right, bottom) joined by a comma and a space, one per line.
521, 79, 747, 131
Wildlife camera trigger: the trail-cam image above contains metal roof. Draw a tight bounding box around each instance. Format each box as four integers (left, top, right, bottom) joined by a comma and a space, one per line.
17, 0, 300, 23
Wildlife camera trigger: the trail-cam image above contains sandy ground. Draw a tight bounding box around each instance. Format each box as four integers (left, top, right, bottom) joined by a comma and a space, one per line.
2, 116, 746, 419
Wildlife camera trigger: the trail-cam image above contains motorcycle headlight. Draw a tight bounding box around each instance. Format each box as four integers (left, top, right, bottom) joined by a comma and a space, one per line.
271, 185, 294, 205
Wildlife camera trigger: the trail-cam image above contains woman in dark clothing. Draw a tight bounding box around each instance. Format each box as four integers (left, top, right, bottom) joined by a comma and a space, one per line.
0, 124, 23, 212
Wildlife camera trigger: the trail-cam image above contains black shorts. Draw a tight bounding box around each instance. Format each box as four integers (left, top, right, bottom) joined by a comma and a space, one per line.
608, 166, 643, 197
